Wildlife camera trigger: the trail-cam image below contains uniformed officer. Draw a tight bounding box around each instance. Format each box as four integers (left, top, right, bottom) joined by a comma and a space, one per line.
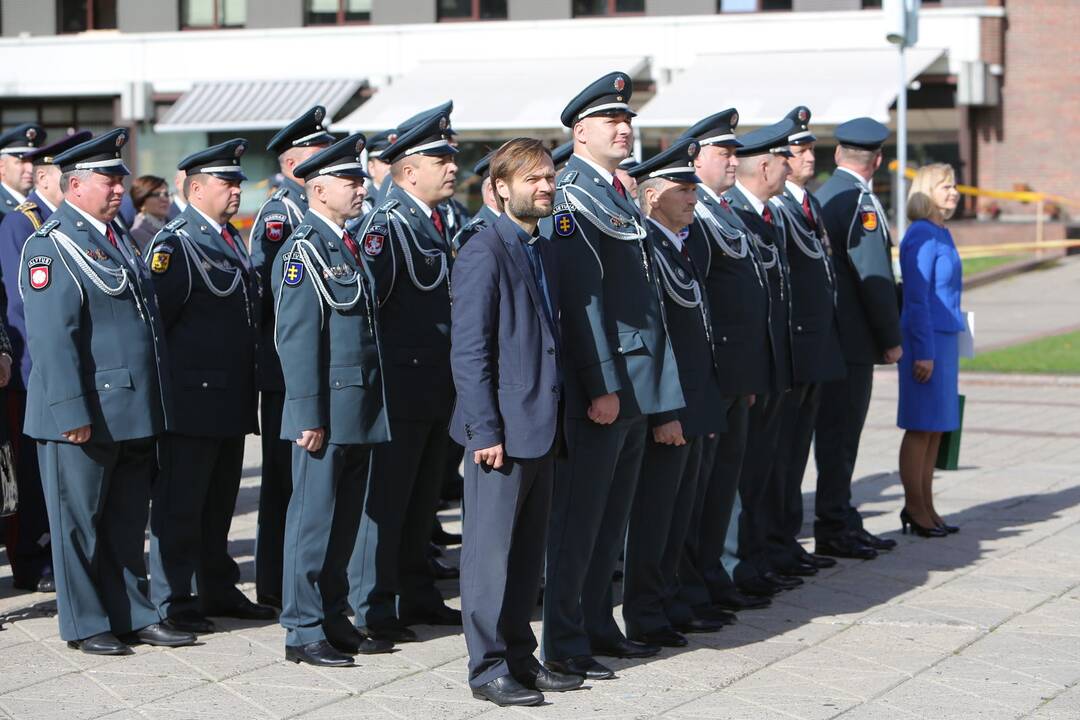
273, 133, 394, 666
723, 120, 801, 596
168, 169, 187, 219
0, 130, 91, 594
362, 129, 394, 214
674, 109, 773, 615
21, 129, 194, 654
348, 105, 462, 641
540, 71, 683, 680
451, 151, 500, 253
551, 141, 574, 171
622, 138, 730, 649
764, 107, 846, 575
813, 117, 902, 559
250, 106, 336, 608
0, 123, 46, 216
146, 139, 272, 633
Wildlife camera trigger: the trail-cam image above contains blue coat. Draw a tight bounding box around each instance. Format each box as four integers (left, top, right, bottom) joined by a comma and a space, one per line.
449, 213, 561, 459
143, 207, 258, 437
20, 201, 172, 442
0, 190, 53, 390
451, 204, 499, 254
539, 155, 683, 419
0, 185, 22, 217
899, 219, 964, 360
271, 211, 390, 446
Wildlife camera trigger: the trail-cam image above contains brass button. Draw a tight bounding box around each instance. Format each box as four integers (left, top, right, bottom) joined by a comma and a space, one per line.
201, 382, 208, 388
103, 383, 111, 389
411, 358, 419, 366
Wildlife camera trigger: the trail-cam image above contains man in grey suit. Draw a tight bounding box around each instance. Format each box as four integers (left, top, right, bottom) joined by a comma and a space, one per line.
451, 138, 582, 707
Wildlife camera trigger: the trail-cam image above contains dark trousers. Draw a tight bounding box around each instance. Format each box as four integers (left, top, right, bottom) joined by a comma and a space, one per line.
677, 398, 748, 610
349, 418, 449, 627
150, 433, 245, 617
733, 392, 787, 585
462, 452, 552, 688
765, 383, 822, 567
255, 391, 292, 603
281, 442, 371, 646
624, 435, 704, 636
814, 363, 874, 539
5, 389, 51, 585
39, 438, 159, 641
542, 414, 646, 661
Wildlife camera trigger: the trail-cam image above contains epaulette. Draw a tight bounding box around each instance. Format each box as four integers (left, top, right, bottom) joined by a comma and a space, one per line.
15, 201, 41, 230
14, 201, 37, 214
378, 199, 399, 214
164, 216, 187, 232
463, 216, 486, 231
292, 224, 313, 240
35, 219, 59, 237
271, 186, 287, 201
557, 171, 578, 188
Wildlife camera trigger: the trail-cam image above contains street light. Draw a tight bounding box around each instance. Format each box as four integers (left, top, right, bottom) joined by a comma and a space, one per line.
884, 0, 920, 242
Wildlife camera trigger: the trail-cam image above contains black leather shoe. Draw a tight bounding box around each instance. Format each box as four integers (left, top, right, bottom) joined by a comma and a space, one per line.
163, 611, 216, 634
428, 555, 460, 580
212, 596, 277, 621
472, 675, 544, 707
938, 521, 960, 534
361, 620, 418, 643
401, 604, 462, 626
544, 655, 615, 680
815, 535, 878, 560
733, 575, 781, 597
256, 594, 282, 609
431, 524, 462, 547
326, 623, 395, 655
711, 587, 771, 610
675, 616, 727, 633
776, 561, 818, 577
513, 657, 583, 692
286, 640, 355, 667
591, 637, 660, 659
800, 552, 838, 569
693, 605, 739, 624
36, 575, 56, 593
761, 571, 803, 589
854, 529, 897, 551
67, 632, 133, 656
128, 623, 197, 647
632, 628, 688, 647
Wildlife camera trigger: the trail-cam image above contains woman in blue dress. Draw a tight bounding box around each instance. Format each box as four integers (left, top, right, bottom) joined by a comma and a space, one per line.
897, 163, 963, 538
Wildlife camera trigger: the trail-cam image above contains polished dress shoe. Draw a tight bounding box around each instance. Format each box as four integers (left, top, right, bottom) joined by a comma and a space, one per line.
854, 529, 897, 551
286, 640, 354, 667
401, 604, 462, 626
212, 597, 277, 621
815, 534, 878, 560
735, 575, 781, 597
431, 524, 462, 547
67, 632, 132, 656
800, 552, 837, 569
128, 623, 197, 647
362, 620, 418, 643
937, 520, 960, 534
513, 657, 583, 692
256, 594, 282, 609
13, 572, 56, 593
761, 571, 803, 589
693, 605, 739, 624
712, 587, 771, 610
900, 509, 948, 538
544, 655, 614, 680
776, 561, 818, 577
675, 615, 728, 633
428, 555, 460, 580
472, 674, 544, 707
36, 574, 56, 593
591, 637, 660, 659
325, 623, 395, 655
632, 627, 688, 647
163, 610, 216, 634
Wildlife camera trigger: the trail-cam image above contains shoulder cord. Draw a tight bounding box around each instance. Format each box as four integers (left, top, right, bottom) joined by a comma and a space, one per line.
387, 209, 448, 292
562, 183, 647, 241
694, 201, 748, 259
293, 237, 366, 312
774, 200, 836, 290
281, 196, 305, 226
49, 230, 151, 322
177, 229, 251, 327
652, 248, 702, 309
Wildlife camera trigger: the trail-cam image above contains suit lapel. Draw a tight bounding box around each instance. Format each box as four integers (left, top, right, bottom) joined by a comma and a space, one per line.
497, 217, 548, 331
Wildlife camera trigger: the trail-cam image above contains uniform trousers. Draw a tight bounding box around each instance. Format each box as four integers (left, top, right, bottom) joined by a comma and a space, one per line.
6, 389, 51, 585
281, 442, 372, 646
765, 383, 821, 568
150, 433, 245, 617
624, 435, 704, 636
39, 437, 159, 641
814, 364, 874, 539
349, 417, 448, 628
255, 391, 292, 604
733, 392, 787, 585
462, 452, 552, 688
542, 413, 646, 661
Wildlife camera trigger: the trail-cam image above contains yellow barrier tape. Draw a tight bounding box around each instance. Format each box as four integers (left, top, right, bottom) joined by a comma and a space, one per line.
887, 161, 1080, 207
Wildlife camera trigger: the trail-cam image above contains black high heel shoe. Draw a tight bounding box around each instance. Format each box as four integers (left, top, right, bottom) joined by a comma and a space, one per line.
900, 509, 947, 538
936, 519, 959, 534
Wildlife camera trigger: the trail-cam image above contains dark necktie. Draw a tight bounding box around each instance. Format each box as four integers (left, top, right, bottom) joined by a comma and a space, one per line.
801, 192, 814, 225
431, 208, 446, 238
761, 205, 774, 226
680, 243, 690, 261
342, 230, 361, 263
221, 227, 239, 256
612, 176, 627, 199
105, 225, 119, 249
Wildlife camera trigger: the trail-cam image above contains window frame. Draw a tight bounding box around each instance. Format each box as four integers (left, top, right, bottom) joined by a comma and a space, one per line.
180, 0, 246, 30
573, 0, 646, 17
304, 0, 372, 26
716, 0, 793, 12
56, 0, 118, 34
436, 0, 508, 22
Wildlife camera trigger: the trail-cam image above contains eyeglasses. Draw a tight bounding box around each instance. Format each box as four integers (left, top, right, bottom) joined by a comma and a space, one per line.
149, 191, 171, 199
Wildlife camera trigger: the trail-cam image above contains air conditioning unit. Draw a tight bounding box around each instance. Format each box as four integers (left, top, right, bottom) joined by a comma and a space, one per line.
957, 61, 1000, 107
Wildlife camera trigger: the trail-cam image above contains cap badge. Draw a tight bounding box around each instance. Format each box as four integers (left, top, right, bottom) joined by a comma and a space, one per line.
116, 134, 126, 147
731, 112, 739, 128
689, 142, 698, 157
26, 128, 37, 141
235, 144, 245, 156
798, 108, 809, 123
355, 138, 365, 153
614, 77, 626, 92
314, 108, 325, 121
388, 133, 398, 144
438, 117, 449, 131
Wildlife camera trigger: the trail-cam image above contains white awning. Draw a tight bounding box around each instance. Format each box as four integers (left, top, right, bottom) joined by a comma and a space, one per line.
156, 78, 363, 133
636, 47, 946, 129
333, 57, 650, 133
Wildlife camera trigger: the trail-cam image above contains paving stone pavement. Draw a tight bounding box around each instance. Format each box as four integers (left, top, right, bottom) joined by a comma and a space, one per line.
1, 369, 1079, 719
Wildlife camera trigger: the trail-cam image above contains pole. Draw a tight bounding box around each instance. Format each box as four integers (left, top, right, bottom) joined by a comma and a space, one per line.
896, 42, 908, 243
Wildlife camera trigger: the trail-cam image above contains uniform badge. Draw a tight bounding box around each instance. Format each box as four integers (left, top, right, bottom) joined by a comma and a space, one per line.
614, 76, 626, 92
554, 213, 576, 237
150, 249, 172, 274
27, 256, 51, 290
85, 248, 108, 261
266, 221, 285, 242
284, 259, 305, 287
861, 210, 879, 231
363, 232, 385, 257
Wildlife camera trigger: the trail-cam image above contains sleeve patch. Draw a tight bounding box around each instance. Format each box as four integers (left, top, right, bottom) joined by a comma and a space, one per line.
150, 248, 172, 274
363, 230, 386, 256
27, 256, 52, 290
554, 212, 576, 237
265, 220, 285, 242
283, 258, 305, 286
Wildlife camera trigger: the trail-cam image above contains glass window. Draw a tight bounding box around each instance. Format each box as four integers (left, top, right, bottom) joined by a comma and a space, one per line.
761, 0, 791, 8
57, 0, 117, 33
306, 0, 372, 24
181, 0, 245, 28
221, 0, 246, 25
438, 0, 472, 18
93, 0, 118, 28
572, 0, 606, 15
478, 0, 506, 19
345, 0, 372, 21
718, 0, 758, 11
437, 0, 506, 21
615, 0, 644, 11
573, 0, 642, 15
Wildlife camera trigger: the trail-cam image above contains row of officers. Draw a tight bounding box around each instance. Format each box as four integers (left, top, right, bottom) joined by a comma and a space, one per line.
0, 69, 903, 708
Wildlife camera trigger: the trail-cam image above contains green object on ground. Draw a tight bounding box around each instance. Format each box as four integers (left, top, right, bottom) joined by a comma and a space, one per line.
962, 254, 1023, 278
936, 394, 965, 471
960, 330, 1080, 375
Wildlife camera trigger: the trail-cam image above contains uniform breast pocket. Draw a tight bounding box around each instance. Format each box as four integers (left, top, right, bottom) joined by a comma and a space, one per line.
329, 365, 367, 390
94, 368, 134, 392
182, 369, 228, 390
610, 329, 649, 356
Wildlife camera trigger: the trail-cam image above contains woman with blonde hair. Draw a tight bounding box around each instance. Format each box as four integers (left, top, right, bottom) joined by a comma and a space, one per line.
896, 163, 963, 538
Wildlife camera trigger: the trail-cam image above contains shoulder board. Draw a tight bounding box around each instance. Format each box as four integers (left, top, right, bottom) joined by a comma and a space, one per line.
14, 201, 37, 214
164, 216, 187, 232
557, 171, 578, 188
463, 216, 487, 231
35, 219, 59, 237
292, 224, 313, 240
378, 199, 399, 213
271, 187, 287, 201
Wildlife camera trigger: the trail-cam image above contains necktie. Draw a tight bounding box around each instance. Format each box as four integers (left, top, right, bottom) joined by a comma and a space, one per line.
221, 227, 239, 256
105, 225, 118, 249
612, 176, 627, 199
342, 230, 361, 263
801, 193, 814, 225
431, 208, 445, 238
762, 205, 774, 226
